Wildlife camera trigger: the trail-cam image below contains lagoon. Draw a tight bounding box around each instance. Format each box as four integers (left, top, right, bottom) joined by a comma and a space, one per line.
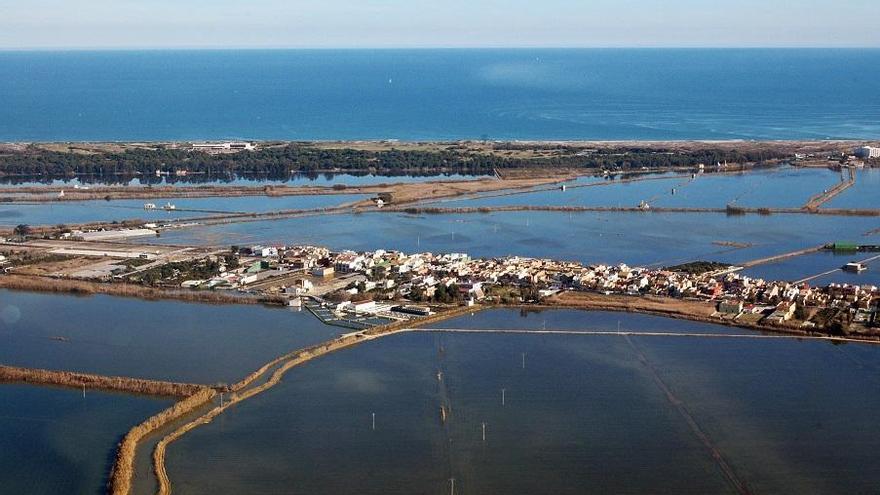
163, 309, 880, 494
0, 290, 343, 383
0, 384, 171, 495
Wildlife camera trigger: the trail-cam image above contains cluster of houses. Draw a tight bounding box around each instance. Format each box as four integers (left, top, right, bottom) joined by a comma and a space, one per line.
177, 243, 879, 331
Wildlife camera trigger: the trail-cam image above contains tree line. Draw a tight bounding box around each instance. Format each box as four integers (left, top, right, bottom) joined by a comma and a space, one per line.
0, 144, 788, 178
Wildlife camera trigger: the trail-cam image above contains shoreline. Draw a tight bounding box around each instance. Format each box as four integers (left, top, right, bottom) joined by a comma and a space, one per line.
0, 274, 285, 307
1, 138, 875, 146
539, 292, 880, 342
145, 297, 877, 494
1, 273, 876, 343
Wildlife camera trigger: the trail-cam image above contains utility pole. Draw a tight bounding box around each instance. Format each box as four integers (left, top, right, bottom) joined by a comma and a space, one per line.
502, 388, 506, 406
482, 422, 486, 442
220, 392, 224, 408
82, 384, 85, 399
521, 352, 526, 369
372, 412, 376, 431
449, 478, 455, 495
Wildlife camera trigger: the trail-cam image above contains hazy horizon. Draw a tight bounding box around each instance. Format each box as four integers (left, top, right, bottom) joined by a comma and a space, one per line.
3, 46, 880, 52
2, 0, 878, 50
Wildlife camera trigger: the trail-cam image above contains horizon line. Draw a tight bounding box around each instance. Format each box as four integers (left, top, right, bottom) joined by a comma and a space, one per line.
1, 45, 879, 52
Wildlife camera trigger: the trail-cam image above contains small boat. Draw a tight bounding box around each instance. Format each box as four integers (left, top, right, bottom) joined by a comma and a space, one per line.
163, 202, 176, 210
143, 203, 156, 210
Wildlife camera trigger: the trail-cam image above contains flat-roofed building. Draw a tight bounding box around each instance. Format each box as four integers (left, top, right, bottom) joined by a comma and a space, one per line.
855, 146, 880, 159
191, 142, 255, 153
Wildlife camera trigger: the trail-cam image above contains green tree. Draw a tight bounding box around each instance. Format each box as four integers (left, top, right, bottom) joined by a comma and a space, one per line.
409, 286, 425, 302
13, 224, 30, 239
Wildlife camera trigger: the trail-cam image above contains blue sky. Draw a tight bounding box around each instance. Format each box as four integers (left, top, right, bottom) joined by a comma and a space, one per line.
1, 0, 878, 49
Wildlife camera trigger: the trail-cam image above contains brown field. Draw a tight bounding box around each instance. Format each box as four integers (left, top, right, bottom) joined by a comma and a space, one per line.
547, 290, 718, 318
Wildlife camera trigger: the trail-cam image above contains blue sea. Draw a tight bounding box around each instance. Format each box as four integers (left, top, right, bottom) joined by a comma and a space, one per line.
1, 49, 879, 142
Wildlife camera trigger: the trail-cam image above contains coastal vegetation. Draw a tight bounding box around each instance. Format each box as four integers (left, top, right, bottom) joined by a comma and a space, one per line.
0, 365, 204, 397
665, 261, 732, 275
0, 142, 787, 179
0, 274, 285, 305
129, 258, 227, 286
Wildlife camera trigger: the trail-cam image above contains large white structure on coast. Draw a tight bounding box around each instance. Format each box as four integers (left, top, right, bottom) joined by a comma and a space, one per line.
855, 146, 880, 159
191, 142, 255, 153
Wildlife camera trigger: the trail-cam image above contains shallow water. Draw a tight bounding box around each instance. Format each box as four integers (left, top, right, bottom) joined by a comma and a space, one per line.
163, 309, 880, 494
0, 384, 171, 495
0, 290, 344, 383
741, 249, 880, 286
437, 167, 843, 210
825, 168, 880, 209
0, 193, 366, 227
144, 209, 880, 273
0, 173, 486, 189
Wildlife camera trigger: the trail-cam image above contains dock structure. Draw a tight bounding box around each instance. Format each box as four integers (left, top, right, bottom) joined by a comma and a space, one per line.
739, 245, 826, 268
303, 297, 396, 330
794, 252, 880, 284
803, 167, 855, 210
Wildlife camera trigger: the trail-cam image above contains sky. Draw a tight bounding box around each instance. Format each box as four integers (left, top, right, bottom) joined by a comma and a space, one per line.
1, 0, 878, 49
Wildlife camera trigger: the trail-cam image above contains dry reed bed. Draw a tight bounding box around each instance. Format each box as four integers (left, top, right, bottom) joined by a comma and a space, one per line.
0, 365, 204, 397
0, 274, 284, 306
390, 205, 880, 216
108, 388, 216, 495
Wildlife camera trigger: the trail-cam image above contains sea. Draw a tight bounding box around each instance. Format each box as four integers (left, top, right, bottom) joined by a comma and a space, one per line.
1, 48, 879, 142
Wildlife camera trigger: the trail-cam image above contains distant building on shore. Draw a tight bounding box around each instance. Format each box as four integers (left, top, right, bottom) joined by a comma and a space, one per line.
191, 142, 255, 153
855, 146, 880, 159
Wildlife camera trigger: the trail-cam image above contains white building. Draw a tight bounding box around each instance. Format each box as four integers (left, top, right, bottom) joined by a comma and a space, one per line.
191, 142, 255, 153
855, 146, 880, 159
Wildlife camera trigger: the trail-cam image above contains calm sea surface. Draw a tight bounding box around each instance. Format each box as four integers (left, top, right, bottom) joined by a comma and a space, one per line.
1, 49, 879, 141
163, 309, 880, 495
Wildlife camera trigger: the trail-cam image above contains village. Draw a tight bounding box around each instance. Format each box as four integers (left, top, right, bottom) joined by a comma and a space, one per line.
89, 240, 880, 335
1, 221, 879, 334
